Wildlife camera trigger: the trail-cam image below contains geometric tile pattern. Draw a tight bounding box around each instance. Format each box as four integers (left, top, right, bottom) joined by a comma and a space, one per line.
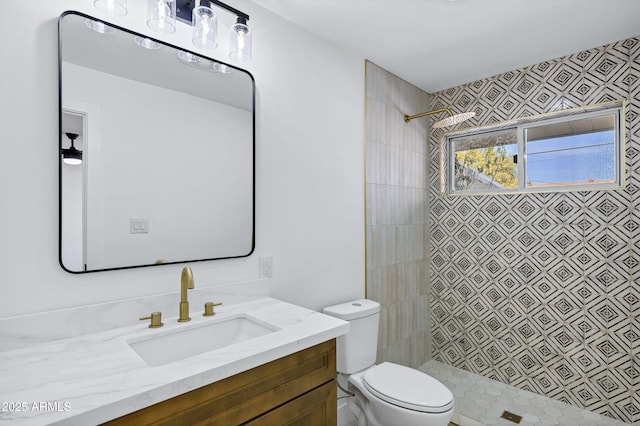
420, 360, 631, 426
428, 36, 640, 424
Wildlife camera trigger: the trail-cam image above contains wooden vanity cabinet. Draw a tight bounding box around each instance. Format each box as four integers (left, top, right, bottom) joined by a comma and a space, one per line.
103, 339, 337, 426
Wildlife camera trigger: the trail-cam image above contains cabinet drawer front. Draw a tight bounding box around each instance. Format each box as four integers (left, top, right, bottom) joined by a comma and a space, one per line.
242, 380, 337, 426
104, 339, 336, 426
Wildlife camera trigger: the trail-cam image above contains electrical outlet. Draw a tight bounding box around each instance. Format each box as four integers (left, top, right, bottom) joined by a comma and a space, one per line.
130, 218, 149, 234
259, 256, 273, 278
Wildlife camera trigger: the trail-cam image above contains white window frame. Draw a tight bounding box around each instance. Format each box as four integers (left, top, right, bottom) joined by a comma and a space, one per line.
442, 100, 625, 196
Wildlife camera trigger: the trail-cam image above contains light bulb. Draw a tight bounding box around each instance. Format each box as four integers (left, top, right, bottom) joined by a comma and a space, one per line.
237, 31, 246, 50
158, 1, 168, 26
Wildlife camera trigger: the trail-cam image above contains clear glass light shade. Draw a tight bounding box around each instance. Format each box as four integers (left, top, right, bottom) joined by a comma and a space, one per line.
85, 19, 116, 34
192, 6, 217, 49
177, 50, 200, 64
213, 62, 234, 74
134, 36, 161, 50
147, 0, 176, 34
229, 23, 251, 62
94, 0, 127, 17
197, 58, 214, 69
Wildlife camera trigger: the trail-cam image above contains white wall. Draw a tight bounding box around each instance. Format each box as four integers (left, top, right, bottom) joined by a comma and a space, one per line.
0, 0, 365, 317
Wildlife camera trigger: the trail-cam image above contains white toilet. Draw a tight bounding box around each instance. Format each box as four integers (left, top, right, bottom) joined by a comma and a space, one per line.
323, 299, 454, 426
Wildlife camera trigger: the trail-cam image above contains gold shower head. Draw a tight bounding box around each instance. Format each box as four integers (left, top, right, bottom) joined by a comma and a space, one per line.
403, 108, 475, 128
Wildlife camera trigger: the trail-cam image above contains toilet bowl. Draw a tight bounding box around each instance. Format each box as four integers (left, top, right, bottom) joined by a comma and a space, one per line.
347, 362, 454, 426
323, 299, 454, 426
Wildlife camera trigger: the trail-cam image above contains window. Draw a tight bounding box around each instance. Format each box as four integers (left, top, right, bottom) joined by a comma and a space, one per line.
524, 114, 617, 188
452, 128, 518, 193
446, 102, 624, 195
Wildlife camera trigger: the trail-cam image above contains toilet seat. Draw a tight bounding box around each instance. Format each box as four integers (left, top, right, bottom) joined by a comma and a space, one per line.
362, 362, 454, 414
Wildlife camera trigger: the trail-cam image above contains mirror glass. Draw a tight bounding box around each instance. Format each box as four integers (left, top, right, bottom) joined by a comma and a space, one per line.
59, 11, 255, 273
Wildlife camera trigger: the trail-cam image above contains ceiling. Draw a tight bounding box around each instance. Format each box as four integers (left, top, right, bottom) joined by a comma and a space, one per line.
256, 0, 640, 93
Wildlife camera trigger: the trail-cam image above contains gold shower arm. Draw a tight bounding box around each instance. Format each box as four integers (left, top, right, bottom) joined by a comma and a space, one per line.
403, 108, 453, 123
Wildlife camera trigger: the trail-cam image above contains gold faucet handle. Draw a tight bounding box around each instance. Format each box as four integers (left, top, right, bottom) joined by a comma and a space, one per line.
203, 302, 223, 317
140, 311, 164, 328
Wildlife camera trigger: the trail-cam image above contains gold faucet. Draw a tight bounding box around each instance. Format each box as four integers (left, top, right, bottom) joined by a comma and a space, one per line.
178, 266, 194, 322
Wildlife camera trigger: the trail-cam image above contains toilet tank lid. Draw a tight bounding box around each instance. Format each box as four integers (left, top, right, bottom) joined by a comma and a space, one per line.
322, 299, 380, 320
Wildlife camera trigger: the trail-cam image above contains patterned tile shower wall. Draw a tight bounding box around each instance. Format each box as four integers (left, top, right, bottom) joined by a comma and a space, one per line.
365, 61, 432, 368
428, 37, 640, 424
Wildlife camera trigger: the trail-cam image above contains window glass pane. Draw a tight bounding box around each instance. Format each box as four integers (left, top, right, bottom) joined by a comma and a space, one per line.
525, 115, 616, 188
452, 129, 518, 192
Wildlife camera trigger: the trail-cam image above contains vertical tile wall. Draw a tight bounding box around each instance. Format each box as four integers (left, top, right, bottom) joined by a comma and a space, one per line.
365, 61, 432, 368
428, 37, 640, 424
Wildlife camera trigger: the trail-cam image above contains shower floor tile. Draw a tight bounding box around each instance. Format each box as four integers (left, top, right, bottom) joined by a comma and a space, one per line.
419, 360, 631, 426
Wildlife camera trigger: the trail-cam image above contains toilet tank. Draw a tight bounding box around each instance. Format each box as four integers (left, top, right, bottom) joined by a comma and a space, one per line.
323, 299, 380, 374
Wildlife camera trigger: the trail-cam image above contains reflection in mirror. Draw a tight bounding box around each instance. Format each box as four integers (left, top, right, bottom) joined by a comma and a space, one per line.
59, 11, 255, 273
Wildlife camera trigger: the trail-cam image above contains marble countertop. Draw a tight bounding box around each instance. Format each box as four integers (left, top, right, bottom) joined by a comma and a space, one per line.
0, 297, 349, 425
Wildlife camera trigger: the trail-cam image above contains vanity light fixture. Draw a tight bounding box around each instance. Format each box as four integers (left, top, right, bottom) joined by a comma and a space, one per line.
93, 0, 127, 17
403, 108, 476, 128
62, 133, 82, 165
92, 0, 253, 62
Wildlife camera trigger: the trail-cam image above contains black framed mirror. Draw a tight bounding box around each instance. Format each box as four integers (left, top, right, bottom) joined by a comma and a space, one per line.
59, 11, 255, 273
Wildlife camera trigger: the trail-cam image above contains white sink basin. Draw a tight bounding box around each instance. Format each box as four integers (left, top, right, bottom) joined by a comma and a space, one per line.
128, 315, 279, 366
